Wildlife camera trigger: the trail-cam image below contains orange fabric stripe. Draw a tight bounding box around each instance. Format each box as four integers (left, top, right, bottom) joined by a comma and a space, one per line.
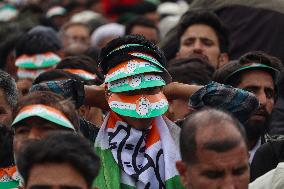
0, 166, 16, 178
145, 120, 160, 148
63, 69, 96, 78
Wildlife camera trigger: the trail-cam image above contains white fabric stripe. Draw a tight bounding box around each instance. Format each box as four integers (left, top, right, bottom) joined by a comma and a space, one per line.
156, 116, 181, 180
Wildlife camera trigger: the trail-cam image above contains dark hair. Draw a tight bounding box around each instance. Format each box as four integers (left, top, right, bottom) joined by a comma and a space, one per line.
0, 33, 23, 69
0, 124, 14, 167
214, 51, 283, 87
177, 10, 230, 53
99, 34, 167, 74
0, 70, 18, 109
125, 16, 159, 35
180, 108, 247, 164
13, 91, 79, 131
15, 26, 62, 57
56, 55, 104, 84
33, 69, 84, 85
168, 55, 215, 85
16, 132, 100, 188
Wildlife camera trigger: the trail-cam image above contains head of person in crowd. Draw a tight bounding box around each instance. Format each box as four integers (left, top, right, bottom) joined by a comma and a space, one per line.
32, 68, 103, 128
91, 23, 125, 49
175, 10, 230, 68
166, 54, 215, 122
176, 108, 249, 189
214, 51, 282, 149
0, 124, 20, 189
0, 33, 23, 78
46, 6, 68, 30
59, 22, 91, 49
12, 91, 79, 158
95, 34, 183, 189
16, 132, 100, 189
15, 26, 63, 95
0, 124, 14, 168
125, 16, 160, 44
100, 34, 171, 129
56, 55, 103, 85
0, 70, 18, 125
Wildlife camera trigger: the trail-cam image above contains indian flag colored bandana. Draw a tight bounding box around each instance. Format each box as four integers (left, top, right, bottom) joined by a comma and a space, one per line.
12, 104, 75, 130
63, 68, 97, 80
105, 58, 162, 83
107, 73, 166, 93
93, 112, 184, 189
108, 92, 168, 118
17, 67, 54, 79
15, 52, 61, 69
0, 166, 21, 189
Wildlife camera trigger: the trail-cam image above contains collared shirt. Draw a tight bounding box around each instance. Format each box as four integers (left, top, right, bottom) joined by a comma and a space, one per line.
249, 138, 262, 164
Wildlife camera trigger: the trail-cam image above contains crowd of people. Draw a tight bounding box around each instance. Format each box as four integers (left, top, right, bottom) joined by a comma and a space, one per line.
0, 0, 284, 189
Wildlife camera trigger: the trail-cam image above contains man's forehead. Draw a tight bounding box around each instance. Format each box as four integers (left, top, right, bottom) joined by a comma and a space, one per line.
181, 24, 218, 39
194, 142, 248, 167
195, 122, 241, 142
237, 69, 275, 88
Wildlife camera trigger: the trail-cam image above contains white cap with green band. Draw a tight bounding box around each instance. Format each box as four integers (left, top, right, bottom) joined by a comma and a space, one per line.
105, 58, 163, 83
108, 73, 166, 93
12, 104, 75, 131
15, 52, 61, 69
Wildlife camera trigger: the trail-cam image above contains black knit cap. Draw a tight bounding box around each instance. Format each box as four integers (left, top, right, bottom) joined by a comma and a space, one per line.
214, 51, 282, 85
99, 35, 167, 75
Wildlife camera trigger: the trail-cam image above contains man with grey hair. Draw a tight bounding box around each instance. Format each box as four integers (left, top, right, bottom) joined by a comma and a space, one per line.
176, 108, 249, 189
0, 69, 18, 125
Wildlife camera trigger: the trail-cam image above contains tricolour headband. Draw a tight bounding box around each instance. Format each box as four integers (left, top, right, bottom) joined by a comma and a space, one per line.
108, 92, 168, 118
63, 69, 97, 80
12, 104, 75, 130
17, 67, 53, 79
107, 73, 165, 93
15, 52, 61, 69
105, 58, 162, 83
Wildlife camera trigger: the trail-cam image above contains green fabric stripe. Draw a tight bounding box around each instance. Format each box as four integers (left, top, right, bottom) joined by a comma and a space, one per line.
165, 175, 185, 189
93, 147, 121, 189
0, 181, 19, 188
121, 183, 136, 189
93, 148, 184, 189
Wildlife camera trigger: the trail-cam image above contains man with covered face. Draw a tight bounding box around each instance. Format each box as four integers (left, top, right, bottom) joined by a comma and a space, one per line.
93, 35, 184, 189
214, 51, 282, 163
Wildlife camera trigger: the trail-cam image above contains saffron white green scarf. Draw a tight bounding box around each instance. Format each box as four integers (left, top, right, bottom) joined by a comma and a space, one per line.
93, 112, 184, 189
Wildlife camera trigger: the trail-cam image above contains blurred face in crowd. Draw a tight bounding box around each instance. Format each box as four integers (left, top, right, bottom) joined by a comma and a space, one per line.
130, 26, 160, 44
25, 163, 88, 189
177, 24, 228, 68
13, 117, 70, 157
237, 70, 274, 141
63, 25, 90, 48
0, 89, 12, 125
16, 78, 33, 97
176, 123, 249, 189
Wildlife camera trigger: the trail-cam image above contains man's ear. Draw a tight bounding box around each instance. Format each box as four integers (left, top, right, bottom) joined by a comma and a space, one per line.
78, 104, 91, 118
176, 160, 188, 186
217, 53, 229, 68
105, 89, 111, 101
